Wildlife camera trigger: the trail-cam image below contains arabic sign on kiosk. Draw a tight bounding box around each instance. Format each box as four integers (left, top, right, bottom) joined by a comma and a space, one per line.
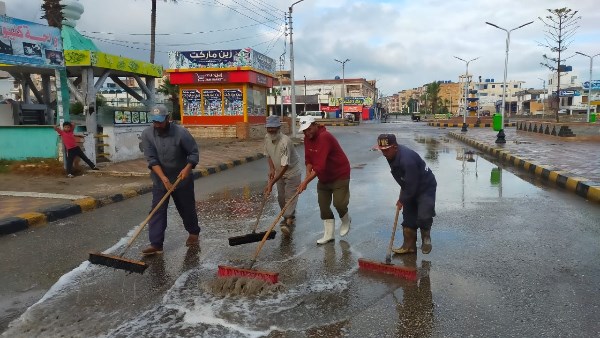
0, 16, 63, 66
169, 48, 276, 73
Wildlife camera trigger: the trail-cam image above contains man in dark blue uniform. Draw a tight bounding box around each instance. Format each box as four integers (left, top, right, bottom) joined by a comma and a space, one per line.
376, 134, 437, 254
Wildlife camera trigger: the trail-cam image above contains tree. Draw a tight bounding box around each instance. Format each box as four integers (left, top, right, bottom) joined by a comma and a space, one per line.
424, 82, 441, 115
157, 77, 180, 120
40, 0, 64, 28
147, 0, 178, 64
539, 7, 581, 122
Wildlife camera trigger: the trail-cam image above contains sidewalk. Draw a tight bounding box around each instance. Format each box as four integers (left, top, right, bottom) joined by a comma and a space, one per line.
0, 138, 266, 235
446, 127, 600, 204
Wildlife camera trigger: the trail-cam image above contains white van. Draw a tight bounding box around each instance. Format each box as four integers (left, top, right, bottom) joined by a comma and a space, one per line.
297, 111, 324, 120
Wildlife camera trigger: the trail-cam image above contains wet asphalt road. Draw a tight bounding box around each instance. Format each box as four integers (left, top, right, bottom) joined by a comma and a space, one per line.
1, 119, 600, 337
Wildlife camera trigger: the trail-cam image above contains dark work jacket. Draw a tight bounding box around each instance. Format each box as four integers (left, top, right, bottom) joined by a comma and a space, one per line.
387, 145, 437, 205
141, 123, 199, 187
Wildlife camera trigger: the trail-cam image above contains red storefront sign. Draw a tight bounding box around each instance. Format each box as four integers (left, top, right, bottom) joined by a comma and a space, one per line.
170, 69, 272, 87
343, 105, 363, 112
321, 106, 338, 112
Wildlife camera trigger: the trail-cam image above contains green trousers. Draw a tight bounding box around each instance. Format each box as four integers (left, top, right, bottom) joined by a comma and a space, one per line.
317, 178, 350, 220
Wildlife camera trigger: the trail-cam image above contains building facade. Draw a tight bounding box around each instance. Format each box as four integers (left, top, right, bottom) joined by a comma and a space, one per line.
267, 77, 378, 120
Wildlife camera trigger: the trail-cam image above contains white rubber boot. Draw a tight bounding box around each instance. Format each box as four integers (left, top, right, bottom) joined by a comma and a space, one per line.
340, 213, 351, 236
317, 219, 335, 245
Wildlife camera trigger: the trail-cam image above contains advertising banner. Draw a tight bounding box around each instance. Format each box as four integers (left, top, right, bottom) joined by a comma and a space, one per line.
328, 97, 374, 106
182, 89, 201, 116
202, 89, 222, 116
223, 89, 243, 116
169, 48, 275, 74
0, 16, 63, 66
114, 110, 149, 124
582, 80, 600, 90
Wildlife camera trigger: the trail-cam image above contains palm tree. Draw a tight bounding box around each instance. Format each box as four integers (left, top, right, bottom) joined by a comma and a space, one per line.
148, 0, 178, 64
157, 77, 180, 120
40, 0, 64, 28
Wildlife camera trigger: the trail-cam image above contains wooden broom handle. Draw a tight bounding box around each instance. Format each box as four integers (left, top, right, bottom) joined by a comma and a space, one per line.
385, 205, 401, 264
125, 176, 183, 249
251, 189, 269, 233
248, 190, 300, 269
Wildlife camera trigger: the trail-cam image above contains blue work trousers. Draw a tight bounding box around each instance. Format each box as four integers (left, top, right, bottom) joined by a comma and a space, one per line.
148, 177, 200, 248
401, 185, 436, 230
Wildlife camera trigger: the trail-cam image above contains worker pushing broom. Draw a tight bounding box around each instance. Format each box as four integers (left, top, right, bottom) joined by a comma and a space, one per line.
89, 105, 201, 273
359, 134, 437, 279
212, 115, 354, 295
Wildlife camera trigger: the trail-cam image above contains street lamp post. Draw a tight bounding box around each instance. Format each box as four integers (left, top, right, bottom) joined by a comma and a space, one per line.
575, 51, 600, 123
486, 20, 533, 143
334, 58, 350, 119
454, 56, 480, 132
303, 75, 307, 114
288, 0, 306, 138
538, 77, 546, 117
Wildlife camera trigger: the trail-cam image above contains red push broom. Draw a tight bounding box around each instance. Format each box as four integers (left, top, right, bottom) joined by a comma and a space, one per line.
218, 190, 300, 284
358, 206, 417, 281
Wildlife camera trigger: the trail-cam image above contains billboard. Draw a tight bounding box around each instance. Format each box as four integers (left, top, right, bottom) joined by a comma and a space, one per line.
0, 16, 63, 66
168, 48, 276, 74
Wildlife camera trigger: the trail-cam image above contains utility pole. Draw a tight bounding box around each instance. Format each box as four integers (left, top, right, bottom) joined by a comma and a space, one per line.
288, 0, 305, 138
334, 58, 350, 119
303, 75, 307, 114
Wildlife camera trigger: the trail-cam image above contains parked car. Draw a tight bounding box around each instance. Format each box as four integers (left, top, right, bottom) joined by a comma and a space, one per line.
411, 112, 421, 122
296, 111, 324, 120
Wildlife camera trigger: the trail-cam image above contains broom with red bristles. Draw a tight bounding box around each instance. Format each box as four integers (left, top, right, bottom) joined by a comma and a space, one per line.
358, 205, 417, 281
217, 190, 301, 285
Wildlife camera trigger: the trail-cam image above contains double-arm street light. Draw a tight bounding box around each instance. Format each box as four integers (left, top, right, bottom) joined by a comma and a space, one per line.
288, 0, 306, 138
538, 77, 546, 117
575, 51, 600, 123
454, 56, 479, 132
486, 20, 533, 143
334, 58, 350, 118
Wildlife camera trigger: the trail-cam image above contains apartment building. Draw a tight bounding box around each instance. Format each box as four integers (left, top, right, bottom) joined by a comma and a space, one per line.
471, 78, 525, 113
438, 82, 461, 114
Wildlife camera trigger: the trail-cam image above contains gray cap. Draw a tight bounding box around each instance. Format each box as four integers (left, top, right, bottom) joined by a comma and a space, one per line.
265, 115, 281, 128
150, 104, 169, 122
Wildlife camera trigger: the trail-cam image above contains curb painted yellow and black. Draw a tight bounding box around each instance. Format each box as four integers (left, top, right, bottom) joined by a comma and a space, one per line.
428, 122, 517, 128
0, 153, 266, 236
449, 132, 600, 204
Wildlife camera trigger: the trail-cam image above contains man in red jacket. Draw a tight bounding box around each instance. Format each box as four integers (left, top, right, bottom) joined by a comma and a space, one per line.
297, 116, 351, 244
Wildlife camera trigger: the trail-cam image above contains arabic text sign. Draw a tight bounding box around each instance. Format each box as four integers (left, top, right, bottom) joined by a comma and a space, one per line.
582, 80, 600, 90
0, 16, 63, 66
169, 48, 275, 74
194, 72, 229, 83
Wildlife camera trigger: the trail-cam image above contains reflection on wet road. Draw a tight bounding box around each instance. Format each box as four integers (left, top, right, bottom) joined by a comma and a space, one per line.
3, 120, 600, 337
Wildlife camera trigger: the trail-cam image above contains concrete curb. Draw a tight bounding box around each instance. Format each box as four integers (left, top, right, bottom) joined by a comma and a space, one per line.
449, 132, 600, 204
428, 122, 517, 128
0, 153, 266, 236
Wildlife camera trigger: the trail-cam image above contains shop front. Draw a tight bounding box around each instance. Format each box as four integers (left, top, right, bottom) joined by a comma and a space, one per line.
167, 48, 276, 138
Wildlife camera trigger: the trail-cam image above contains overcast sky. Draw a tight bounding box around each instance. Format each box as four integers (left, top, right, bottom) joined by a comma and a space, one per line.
3, 0, 600, 96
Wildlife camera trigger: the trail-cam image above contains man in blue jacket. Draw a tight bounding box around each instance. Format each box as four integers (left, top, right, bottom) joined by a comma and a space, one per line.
376, 134, 437, 254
